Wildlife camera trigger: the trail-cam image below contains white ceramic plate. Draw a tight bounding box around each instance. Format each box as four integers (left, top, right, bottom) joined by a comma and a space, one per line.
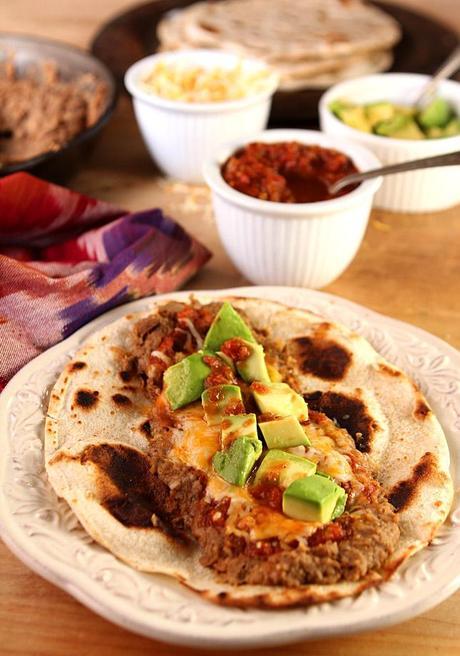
1, 286, 459, 649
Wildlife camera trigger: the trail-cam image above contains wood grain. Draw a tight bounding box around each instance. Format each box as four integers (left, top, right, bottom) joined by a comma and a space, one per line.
1, 0, 459, 654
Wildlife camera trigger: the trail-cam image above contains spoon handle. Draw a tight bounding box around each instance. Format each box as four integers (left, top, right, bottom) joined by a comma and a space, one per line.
330, 150, 460, 195
415, 45, 460, 107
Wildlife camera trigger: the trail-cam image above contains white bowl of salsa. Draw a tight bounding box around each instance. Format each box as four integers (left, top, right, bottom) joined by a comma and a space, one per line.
203, 129, 382, 289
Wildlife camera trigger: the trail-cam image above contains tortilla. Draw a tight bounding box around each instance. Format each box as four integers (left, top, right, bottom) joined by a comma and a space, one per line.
157, 0, 400, 90
277, 51, 393, 91
45, 296, 453, 608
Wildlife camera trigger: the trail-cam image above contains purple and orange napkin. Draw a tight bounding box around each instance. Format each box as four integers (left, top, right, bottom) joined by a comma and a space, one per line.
0, 172, 211, 389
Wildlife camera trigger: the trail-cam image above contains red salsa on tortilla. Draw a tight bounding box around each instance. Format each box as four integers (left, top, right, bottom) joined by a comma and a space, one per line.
222, 141, 359, 203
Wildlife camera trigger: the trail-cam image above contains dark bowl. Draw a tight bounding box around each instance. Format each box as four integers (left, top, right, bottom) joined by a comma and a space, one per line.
0, 33, 118, 183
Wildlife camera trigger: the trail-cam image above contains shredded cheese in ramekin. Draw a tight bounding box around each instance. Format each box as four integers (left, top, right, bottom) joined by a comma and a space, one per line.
141, 60, 273, 103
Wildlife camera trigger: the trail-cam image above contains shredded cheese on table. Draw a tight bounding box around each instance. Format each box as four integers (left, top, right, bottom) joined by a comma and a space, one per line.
141, 60, 273, 103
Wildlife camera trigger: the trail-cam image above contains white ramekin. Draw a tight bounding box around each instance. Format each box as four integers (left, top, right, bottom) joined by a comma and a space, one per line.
124, 50, 279, 183
203, 129, 382, 289
320, 73, 460, 213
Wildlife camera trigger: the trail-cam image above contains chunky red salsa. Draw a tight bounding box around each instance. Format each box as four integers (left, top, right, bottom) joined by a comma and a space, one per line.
221, 337, 251, 362
203, 354, 236, 387
222, 141, 359, 203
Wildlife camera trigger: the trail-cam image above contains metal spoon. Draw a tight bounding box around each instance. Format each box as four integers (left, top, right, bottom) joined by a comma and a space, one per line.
415, 45, 460, 108
329, 150, 460, 196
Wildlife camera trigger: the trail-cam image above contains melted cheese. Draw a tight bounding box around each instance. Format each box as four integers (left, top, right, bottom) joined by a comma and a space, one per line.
167, 403, 358, 541
304, 423, 354, 482
231, 498, 320, 541
170, 403, 220, 472
168, 404, 318, 541
208, 477, 318, 541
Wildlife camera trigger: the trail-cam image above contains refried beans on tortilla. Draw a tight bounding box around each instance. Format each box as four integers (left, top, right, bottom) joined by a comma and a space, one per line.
0, 59, 108, 165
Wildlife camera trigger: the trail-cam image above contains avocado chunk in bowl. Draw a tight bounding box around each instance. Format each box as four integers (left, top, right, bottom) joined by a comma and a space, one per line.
330, 96, 460, 139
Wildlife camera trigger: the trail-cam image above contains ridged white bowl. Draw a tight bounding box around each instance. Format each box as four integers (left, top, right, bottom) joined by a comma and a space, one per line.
203, 129, 381, 289
125, 50, 278, 183
320, 74, 460, 213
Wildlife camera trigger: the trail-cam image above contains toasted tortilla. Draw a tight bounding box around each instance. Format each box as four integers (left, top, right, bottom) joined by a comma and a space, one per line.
45, 296, 453, 608
157, 0, 400, 90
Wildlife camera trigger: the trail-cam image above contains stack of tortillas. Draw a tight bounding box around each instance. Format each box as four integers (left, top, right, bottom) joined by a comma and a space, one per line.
157, 0, 401, 91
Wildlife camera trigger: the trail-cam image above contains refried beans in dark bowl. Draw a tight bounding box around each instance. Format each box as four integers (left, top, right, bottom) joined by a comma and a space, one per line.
0, 33, 117, 183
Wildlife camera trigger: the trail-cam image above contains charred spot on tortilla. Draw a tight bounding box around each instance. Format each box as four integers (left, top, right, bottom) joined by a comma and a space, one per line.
199, 20, 220, 34
119, 357, 138, 382
139, 420, 152, 436
69, 361, 86, 372
111, 393, 132, 407
414, 398, 431, 420
80, 444, 160, 529
80, 444, 148, 489
318, 321, 333, 331
292, 335, 351, 381
75, 389, 99, 409
388, 452, 437, 511
378, 363, 402, 377
325, 31, 348, 44
304, 391, 377, 452
48, 450, 74, 466
103, 496, 155, 528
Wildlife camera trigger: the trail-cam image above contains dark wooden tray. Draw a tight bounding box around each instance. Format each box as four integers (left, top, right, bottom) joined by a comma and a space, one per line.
91, 0, 459, 126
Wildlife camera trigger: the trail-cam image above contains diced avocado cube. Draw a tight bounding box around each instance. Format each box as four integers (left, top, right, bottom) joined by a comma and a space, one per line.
442, 118, 460, 137
203, 302, 255, 352
233, 339, 270, 384
259, 416, 310, 449
253, 449, 316, 489
375, 115, 424, 140
391, 121, 425, 140
222, 413, 258, 446
316, 470, 333, 479
365, 101, 395, 127
374, 113, 409, 136
282, 474, 346, 523
164, 353, 211, 410
394, 104, 417, 117
427, 126, 444, 138
267, 363, 283, 382
314, 470, 347, 518
251, 382, 308, 421
213, 436, 261, 486
329, 98, 354, 117
315, 472, 347, 519
331, 486, 347, 520
418, 97, 453, 128
216, 350, 236, 372
201, 384, 243, 426
338, 106, 372, 133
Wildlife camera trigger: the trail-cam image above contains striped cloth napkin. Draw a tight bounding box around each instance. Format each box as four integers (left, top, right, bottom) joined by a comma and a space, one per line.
0, 172, 211, 389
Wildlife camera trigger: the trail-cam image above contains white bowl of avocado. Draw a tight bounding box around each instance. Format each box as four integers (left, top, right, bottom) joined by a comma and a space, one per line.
320, 73, 460, 212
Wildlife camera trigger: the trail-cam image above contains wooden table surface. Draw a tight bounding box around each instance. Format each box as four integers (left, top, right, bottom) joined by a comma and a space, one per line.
1, 0, 459, 654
